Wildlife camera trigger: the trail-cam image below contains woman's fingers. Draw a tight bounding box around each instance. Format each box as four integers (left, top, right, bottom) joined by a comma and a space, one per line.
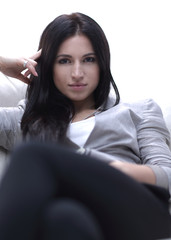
0, 50, 41, 83
23, 59, 38, 77
22, 49, 41, 77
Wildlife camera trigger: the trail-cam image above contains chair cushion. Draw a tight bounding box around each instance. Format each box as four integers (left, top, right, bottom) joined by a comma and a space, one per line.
0, 73, 27, 107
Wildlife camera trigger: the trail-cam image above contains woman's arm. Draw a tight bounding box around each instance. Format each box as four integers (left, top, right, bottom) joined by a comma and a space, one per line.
0, 100, 25, 150
0, 50, 41, 83
111, 99, 171, 189
109, 161, 156, 184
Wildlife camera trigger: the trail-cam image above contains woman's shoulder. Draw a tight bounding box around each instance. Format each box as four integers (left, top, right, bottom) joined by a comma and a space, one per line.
105, 95, 161, 111
102, 97, 164, 127
116, 98, 163, 117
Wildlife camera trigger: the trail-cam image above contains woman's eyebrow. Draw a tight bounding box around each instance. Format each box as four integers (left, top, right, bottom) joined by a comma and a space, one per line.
56, 54, 71, 58
83, 52, 96, 57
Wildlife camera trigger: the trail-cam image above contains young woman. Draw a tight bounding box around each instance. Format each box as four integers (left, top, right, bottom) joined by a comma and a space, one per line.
0, 12, 171, 240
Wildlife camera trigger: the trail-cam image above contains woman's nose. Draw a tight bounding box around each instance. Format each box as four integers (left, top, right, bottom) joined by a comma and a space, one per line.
71, 63, 84, 80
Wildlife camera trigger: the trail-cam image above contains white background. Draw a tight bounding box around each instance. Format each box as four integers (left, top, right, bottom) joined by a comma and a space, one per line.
0, 0, 171, 107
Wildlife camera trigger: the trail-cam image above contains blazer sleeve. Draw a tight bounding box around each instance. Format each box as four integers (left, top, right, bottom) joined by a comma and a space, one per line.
137, 99, 171, 194
0, 100, 25, 150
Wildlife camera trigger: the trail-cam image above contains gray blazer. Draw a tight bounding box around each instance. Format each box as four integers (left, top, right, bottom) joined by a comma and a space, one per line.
0, 98, 171, 195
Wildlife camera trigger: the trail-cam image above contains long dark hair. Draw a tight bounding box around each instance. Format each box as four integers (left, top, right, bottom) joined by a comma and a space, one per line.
21, 12, 120, 143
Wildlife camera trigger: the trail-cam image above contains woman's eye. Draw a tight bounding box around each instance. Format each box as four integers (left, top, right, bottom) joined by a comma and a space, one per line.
58, 58, 70, 64
84, 57, 96, 63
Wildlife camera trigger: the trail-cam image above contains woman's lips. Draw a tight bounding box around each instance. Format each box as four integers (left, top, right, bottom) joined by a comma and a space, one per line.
68, 83, 87, 90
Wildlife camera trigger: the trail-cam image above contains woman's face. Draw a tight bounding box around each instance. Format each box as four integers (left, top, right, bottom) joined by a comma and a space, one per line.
53, 34, 100, 108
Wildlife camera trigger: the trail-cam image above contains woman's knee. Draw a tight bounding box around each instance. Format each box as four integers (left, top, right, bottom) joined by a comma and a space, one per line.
40, 198, 104, 240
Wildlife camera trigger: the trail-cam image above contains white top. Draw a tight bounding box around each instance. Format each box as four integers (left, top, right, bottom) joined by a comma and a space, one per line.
67, 117, 95, 147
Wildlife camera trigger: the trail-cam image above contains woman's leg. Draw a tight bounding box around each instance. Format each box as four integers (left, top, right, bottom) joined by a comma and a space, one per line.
0, 141, 170, 240
40, 198, 104, 240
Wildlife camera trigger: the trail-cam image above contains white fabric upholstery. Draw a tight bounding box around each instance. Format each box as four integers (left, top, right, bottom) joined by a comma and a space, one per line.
0, 73, 27, 107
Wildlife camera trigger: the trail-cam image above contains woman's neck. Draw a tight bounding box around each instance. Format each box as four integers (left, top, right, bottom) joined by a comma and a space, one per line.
72, 98, 96, 122
72, 109, 97, 122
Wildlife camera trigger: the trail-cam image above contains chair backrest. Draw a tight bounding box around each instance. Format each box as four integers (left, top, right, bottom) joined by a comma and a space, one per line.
0, 73, 27, 107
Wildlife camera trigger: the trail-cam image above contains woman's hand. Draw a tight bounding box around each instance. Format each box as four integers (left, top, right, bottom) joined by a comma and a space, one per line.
109, 161, 156, 185
0, 50, 41, 84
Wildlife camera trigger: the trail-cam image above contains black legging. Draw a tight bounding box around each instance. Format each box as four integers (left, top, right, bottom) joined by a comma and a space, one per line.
0, 141, 170, 240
